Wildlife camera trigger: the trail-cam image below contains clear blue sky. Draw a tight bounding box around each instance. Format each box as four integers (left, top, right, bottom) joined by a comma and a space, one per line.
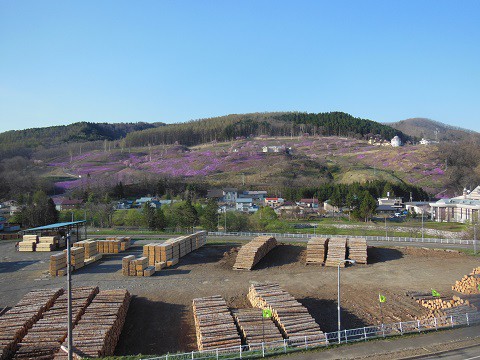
1, 0, 479, 133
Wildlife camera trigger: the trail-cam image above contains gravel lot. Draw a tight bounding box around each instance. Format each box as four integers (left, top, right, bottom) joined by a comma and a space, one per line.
0, 238, 478, 357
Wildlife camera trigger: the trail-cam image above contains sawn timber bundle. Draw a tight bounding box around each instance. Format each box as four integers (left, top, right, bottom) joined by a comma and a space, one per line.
233, 236, 277, 270
231, 309, 283, 348
192, 295, 241, 351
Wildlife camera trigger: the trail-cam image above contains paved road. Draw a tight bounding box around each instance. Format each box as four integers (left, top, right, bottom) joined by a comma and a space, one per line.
416, 345, 480, 359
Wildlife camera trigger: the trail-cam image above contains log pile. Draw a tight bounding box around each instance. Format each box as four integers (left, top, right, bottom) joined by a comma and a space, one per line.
324, 237, 347, 267
13, 286, 99, 360
247, 283, 325, 343
452, 268, 480, 294
306, 238, 328, 264
0, 288, 63, 360
54, 289, 131, 359
192, 295, 241, 351
346, 238, 368, 264
231, 309, 283, 347
233, 236, 277, 270
453, 294, 480, 311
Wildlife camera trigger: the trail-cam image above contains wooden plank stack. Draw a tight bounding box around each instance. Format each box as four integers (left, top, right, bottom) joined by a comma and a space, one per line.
192, 295, 241, 351
17, 235, 38, 252
347, 238, 368, 264
13, 286, 99, 360
306, 238, 329, 264
231, 309, 283, 348
0, 288, 63, 360
122, 256, 154, 277
247, 283, 326, 344
75, 240, 102, 266
66, 247, 85, 270
54, 289, 131, 359
452, 267, 480, 294
97, 237, 131, 254
49, 253, 67, 277
233, 236, 277, 270
324, 237, 347, 267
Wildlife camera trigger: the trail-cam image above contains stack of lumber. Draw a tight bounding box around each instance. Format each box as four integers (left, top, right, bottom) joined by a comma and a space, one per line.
65, 247, 85, 270
233, 236, 277, 270
347, 238, 368, 264
452, 267, 480, 294
121, 256, 155, 277
50, 253, 67, 277
75, 240, 102, 265
324, 237, 347, 267
0, 288, 63, 360
13, 286, 98, 360
97, 240, 122, 254
54, 289, 131, 359
18, 235, 38, 252
232, 309, 283, 347
122, 255, 135, 276
247, 283, 325, 343
36, 236, 60, 252
306, 237, 328, 264
192, 295, 241, 351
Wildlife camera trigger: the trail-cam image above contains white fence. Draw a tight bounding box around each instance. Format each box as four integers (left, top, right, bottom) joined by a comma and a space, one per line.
141, 312, 480, 360
208, 231, 478, 246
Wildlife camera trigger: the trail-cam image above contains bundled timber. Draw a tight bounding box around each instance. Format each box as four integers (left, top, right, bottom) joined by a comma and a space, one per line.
453, 294, 480, 311
233, 236, 277, 270
49, 253, 67, 277
324, 237, 347, 267
121, 256, 155, 277
75, 240, 98, 259
232, 309, 283, 348
122, 255, 135, 276
13, 286, 98, 360
452, 267, 480, 294
306, 238, 328, 264
54, 289, 131, 359
0, 288, 63, 360
247, 283, 325, 344
192, 295, 241, 351
347, 238, 368, 264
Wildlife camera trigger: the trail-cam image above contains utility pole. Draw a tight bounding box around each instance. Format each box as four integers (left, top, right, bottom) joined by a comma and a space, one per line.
66, 233, 73, 360
474, 223, 477, 255
421, 208, 425, 241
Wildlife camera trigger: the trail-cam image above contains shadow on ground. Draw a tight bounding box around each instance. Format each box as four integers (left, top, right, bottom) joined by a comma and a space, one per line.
115, 296, 189, 356
0, 260, 39, 273
367, 247, 403, 264
300, 297, 369, 333
254, 244, 303, 270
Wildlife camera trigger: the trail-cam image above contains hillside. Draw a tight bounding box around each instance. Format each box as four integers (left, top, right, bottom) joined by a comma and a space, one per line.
387, 118, 479, 142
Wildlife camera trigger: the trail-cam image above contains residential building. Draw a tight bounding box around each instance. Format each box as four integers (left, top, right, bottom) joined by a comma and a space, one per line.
297, 198, 319, 208
404, 202, 431, 215
430, 186, 480, 222
377, 196, 403, 208
238, 190, 268, 203
53, 198, 84, 211
235, 198, 258, 213
265, 197, 284, 208
206, 188, 238, 204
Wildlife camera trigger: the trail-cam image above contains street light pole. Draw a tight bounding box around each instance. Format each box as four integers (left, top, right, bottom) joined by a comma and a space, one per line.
421, 208, 424, 241
66, 233, 73, 360
224, 206, 227, 233
337, 259, 356, 344
474, 223, 477, 255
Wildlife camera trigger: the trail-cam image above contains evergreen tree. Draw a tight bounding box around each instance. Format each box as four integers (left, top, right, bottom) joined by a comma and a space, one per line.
359, 191, 377, 222
201, 198, 218, 231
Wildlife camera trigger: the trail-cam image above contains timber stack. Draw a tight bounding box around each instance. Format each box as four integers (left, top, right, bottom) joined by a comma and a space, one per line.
0, 288, 63, 360
233, 236, 277, 270
17, 235, 37, 252
453, 294, 480, 311
36, 236, 62, 252
306, 237, 328, 264
75, 240, 102, 265
324, 237, 347, 267
13, 286, 99, 360
192, 295, 241, 351
122, 256, 157, 277
452, 267, 480, 294
231, 309, 283, 348
247, 283, 326, 344
346, 238, 368, 264
54, 289, 131, 359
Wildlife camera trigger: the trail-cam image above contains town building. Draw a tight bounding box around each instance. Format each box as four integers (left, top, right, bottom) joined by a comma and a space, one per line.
53, 198, 84, 211
430, 186, 480, 222
264, 197, 284, 208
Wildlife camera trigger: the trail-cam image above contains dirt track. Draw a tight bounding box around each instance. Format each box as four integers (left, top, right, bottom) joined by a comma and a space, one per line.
0, 239, 478, 357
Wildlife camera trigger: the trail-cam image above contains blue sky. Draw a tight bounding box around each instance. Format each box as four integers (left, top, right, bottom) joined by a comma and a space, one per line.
1, 0, 479, 133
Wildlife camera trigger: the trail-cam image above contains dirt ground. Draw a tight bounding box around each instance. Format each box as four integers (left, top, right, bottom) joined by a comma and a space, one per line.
0, 239, 478, 357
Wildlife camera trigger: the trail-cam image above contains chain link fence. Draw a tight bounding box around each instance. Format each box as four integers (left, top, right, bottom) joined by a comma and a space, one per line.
141, 311, 480, 360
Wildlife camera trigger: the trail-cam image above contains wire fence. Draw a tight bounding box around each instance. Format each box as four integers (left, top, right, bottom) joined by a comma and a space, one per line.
208, 231, 478, 246
141, 311, 480, 360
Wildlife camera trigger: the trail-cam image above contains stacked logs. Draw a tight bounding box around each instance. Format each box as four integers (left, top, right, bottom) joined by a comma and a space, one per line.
0, 288, 63, 360
233, 236, 277, 270
231, 309, 283, 348
247, 283, 325, 344
54, 289, 131, 359
306, 238, 328, 265
13, 286, 99, 360
453, 294, 480, 311
452, 268, 480, 294
346, 238, 368, 264
192, 295, 241, 351
324, 237, 347, 267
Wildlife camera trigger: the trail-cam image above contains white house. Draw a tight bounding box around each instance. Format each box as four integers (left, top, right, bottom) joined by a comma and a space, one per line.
391, 136, 402, 147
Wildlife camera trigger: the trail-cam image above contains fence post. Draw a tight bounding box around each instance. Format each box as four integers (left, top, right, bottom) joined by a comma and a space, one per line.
466, 313, 470, 326
381, 323, 385, 338
261, 342, 265, 357
434, 317, 438, 330
417, 319, 421, 332
283, 339, 287, 353
450, 315, 454, 328
305, 335, 308, 349
363, 327, 367, 341
239, 345, 242, 359
216, 348, 219, 360
166, 354, 169, 360
191, 350, 194, 359
399, 321, 403, 335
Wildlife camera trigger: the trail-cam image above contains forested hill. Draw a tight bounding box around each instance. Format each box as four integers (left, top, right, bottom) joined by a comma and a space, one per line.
0, 122, 164, 157
124, 112, 410, 147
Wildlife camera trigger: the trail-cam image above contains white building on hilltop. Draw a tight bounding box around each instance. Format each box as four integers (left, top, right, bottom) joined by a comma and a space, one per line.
391, 136, 402, 147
